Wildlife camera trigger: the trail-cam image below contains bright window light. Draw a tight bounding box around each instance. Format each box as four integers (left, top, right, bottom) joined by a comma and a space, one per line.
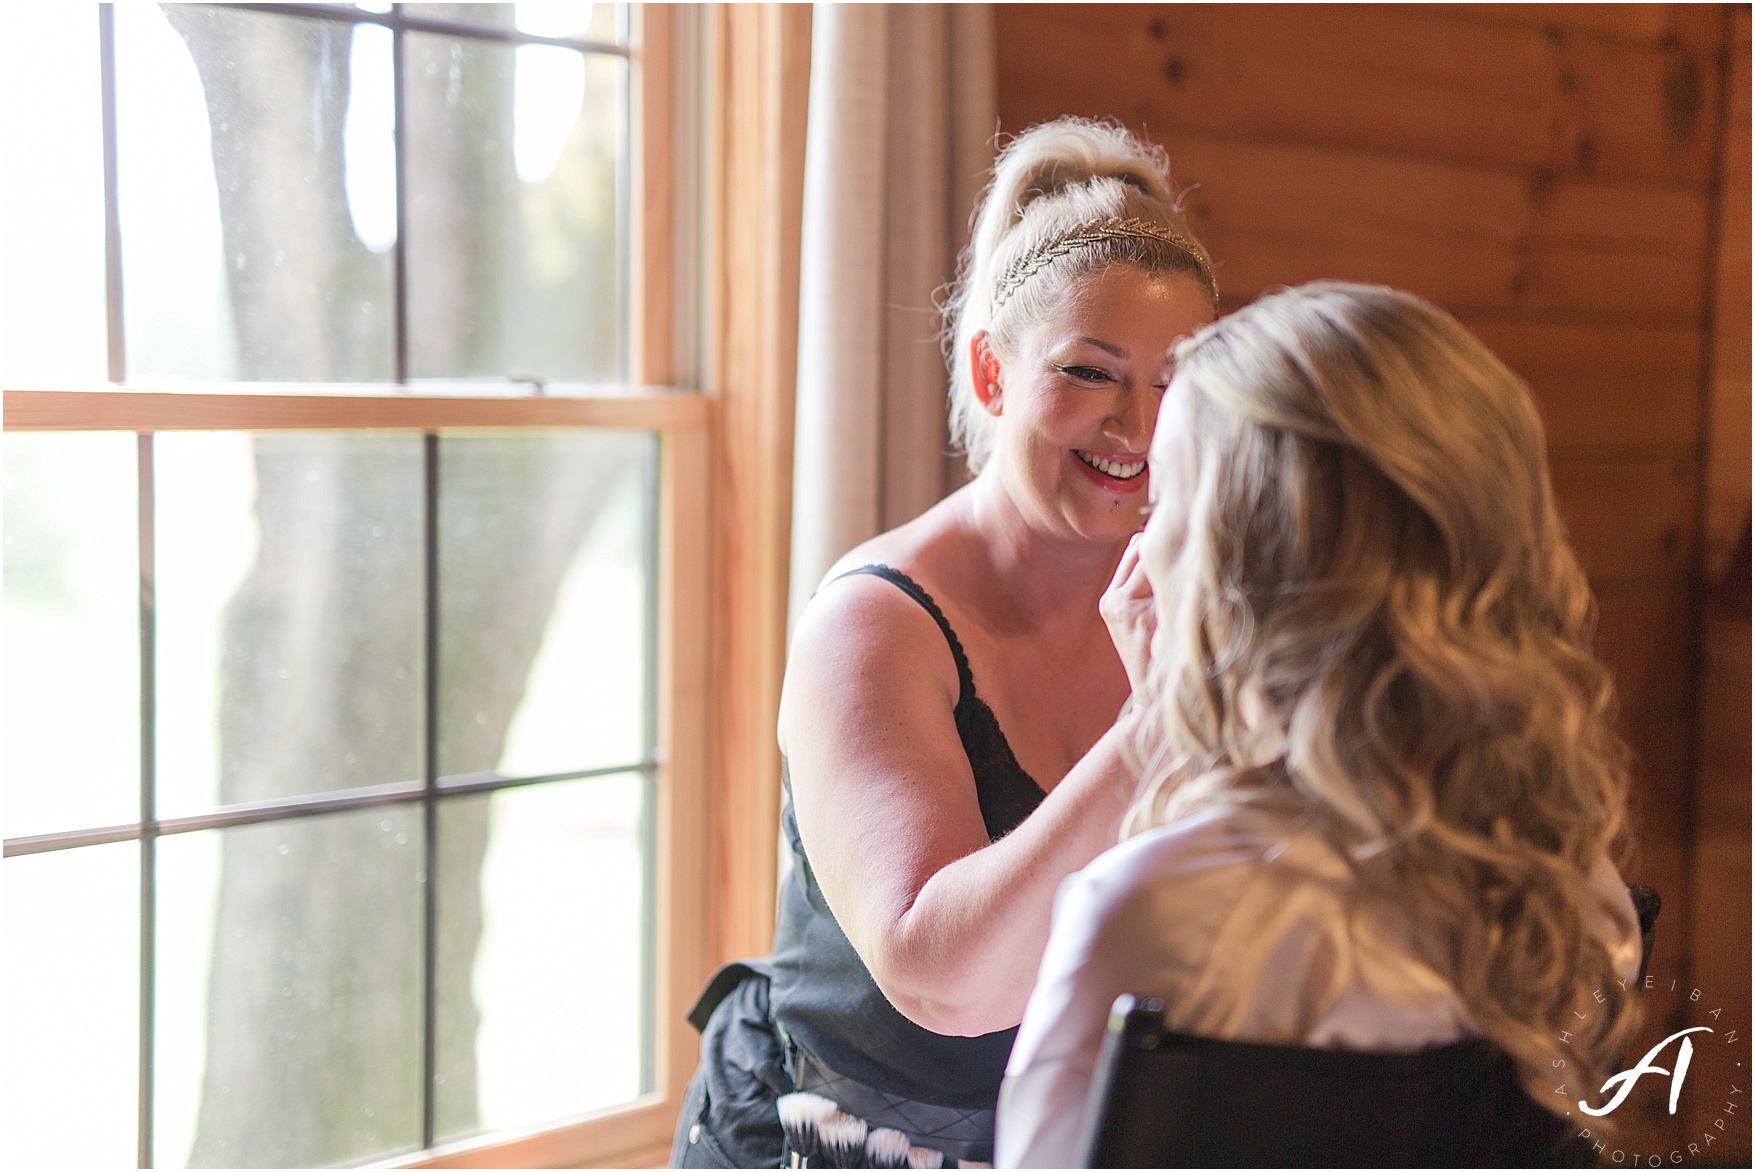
344, 22, 397, 254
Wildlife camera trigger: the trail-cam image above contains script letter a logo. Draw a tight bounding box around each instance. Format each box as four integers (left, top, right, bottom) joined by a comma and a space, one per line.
1579, 1027, 1712, 1117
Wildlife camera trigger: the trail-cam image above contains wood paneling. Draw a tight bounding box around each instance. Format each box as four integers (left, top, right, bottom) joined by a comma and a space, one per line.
1678, 607, 1751, 1152
1680, 6, 1752, 1154
998, 5, 1721, 185
1620, 702, 1694, 992
1162, 134, 1709, 319
1471, 3, 1724, 51
1704, 9, 1753, 576
1465, 319, 1702, 448
1623, 704, 1695, 841
1594, 582, 1696, 711
1550, 448, 1696, 582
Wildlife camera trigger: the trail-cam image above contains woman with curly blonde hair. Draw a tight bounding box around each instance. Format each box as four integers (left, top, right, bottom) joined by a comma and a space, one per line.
997, 282, 1644, 1166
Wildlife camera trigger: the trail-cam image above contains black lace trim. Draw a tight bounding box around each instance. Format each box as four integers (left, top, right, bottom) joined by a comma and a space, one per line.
832, 565, 1046, 841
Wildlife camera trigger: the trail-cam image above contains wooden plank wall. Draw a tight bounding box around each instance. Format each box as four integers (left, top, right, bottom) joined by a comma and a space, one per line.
1684, 5, 1751, 1156
998, 4, 1749, 1160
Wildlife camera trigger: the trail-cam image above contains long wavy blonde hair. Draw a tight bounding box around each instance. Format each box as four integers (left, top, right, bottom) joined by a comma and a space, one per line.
1128, 281, 1639, 1109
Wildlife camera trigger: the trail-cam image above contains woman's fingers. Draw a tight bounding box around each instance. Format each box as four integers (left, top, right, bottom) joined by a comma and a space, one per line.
1101, 536, 1158, 695
1123, 549, 1153, 599
1102, 541, 1152, 614
1111, 537, 1153, 602
1106, 533, 1141, 593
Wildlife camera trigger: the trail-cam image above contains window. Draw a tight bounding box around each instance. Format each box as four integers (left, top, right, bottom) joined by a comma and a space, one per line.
0, 4, 755, 1167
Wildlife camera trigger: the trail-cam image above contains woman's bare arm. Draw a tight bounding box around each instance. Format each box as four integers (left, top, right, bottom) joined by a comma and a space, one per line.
779, 573, 1143, 1037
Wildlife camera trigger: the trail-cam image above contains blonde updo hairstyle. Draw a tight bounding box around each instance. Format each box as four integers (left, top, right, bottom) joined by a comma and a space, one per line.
944, 118, 1214, 474
1131, 281, 1639, 1114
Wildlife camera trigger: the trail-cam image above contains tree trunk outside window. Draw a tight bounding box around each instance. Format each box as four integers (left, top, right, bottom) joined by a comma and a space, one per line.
164, 7, 629, 1165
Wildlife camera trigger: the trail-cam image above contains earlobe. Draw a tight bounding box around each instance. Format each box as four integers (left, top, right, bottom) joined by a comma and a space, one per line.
970, 333, 1004, 417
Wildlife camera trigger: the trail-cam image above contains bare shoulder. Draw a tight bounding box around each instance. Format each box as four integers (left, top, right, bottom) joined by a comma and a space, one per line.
789, 564, 961, 705
791, 567, 947, 668
781, 493, 977, 756
782, 561, 961, 754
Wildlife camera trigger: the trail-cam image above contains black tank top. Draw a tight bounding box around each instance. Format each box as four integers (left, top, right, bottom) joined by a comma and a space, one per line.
766, 564, 1048, 1109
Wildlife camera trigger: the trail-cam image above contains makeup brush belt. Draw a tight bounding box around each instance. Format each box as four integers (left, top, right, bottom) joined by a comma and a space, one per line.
675, 962, 998, 1167
787, 1038, 996, 1166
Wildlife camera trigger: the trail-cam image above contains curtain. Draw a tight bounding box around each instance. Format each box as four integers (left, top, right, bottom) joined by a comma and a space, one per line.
788, 4, 998, 627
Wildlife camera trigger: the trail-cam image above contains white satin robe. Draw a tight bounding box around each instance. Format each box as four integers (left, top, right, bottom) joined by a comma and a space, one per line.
994, 803, 1643, 1168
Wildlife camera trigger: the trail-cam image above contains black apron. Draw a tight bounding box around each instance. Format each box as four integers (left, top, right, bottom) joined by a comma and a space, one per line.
672, 566, 1048, 1168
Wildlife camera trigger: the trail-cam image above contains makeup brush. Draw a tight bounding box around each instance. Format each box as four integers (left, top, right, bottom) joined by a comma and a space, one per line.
777, 1092, 836, 1167
864, 1127, 912, 1169
905, 1143, 945, 1170
815, 1110, 869, 1168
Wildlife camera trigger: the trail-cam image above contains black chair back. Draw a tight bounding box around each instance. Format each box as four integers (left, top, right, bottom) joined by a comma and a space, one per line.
1076, 997, 1594, 1168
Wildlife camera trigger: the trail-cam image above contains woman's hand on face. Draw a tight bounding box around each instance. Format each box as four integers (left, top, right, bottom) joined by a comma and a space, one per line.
1099, 532, 1156, 697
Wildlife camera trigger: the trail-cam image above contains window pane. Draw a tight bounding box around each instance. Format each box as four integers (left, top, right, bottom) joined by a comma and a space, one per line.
156, 434, 423, 819
156, 807, 424, 1168
115, 6, 396, 382
403, 3, 625, 44
3, 433, 139, 838
0, 5, 107, 389
404, 25, 628, 384
434, 773, 647, 1143
152, 824, 220, 1169
0, 842, 139, 1169
437, 431, 652, 780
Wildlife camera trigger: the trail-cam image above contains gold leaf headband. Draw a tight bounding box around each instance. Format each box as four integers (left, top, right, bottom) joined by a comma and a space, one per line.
991, 216, 1218, 312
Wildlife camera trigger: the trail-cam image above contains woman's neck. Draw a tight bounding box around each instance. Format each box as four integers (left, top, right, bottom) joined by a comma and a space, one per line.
956, 468, 1126, 635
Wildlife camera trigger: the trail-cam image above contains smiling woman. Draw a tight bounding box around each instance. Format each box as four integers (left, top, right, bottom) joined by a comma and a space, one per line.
974, 264, 1212, 543
670, 118, 1216, 1169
